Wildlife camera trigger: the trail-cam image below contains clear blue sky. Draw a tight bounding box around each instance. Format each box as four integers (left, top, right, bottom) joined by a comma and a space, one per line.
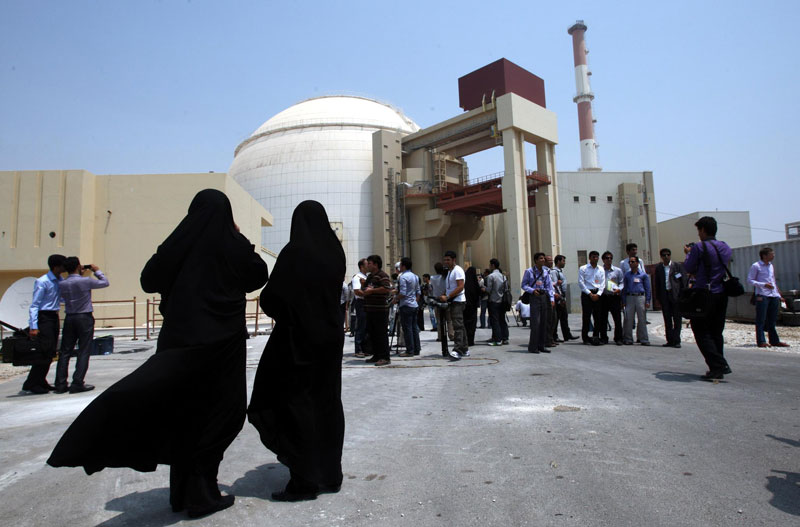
2, 0, 796, 244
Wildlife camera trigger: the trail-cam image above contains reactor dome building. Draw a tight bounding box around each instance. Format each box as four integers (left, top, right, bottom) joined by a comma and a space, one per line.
228, 95, 419, 268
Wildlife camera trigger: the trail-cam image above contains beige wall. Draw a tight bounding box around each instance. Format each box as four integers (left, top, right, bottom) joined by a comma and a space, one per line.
1, 170, 273, 328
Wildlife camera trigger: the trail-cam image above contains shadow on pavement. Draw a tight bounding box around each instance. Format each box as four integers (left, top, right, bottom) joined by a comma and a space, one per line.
653, 371, 704, 383
765, 469, 800, 516
97, 488, 181, 527
766, 434, 800, 448
221, 462, 288, 499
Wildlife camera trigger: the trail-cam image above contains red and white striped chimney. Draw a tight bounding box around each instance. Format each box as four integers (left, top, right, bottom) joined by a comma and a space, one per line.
568, 20, 601, 171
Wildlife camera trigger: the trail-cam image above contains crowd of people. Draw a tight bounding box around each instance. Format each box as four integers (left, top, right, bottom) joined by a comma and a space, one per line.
13, 198, 794, 520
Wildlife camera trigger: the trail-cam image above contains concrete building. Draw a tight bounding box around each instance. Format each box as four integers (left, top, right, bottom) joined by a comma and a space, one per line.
0, 170, 273, 326
658, 211, 752, 253
786, 221, 800, 240
228, 95, 419, 273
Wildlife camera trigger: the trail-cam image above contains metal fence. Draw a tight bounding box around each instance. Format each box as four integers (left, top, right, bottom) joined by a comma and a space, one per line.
145, 296, 271, 340
729, 238, 800, 292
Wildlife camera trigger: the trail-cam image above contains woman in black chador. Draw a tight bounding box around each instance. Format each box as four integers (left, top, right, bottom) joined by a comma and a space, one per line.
248, 200, 346, 502
464, 266, 481, 346
47, 189, 269, 518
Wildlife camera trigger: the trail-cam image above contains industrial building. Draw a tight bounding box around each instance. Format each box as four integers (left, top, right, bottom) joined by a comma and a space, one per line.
1, 19, 663, 319
658, 211, 753, 253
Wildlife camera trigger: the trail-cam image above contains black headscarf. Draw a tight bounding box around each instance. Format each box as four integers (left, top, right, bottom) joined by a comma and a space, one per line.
141, 189, 269, 348
259, 200, 346, 356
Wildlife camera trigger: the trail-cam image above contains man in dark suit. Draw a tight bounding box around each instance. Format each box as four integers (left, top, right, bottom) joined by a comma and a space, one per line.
653, 248, 688, 348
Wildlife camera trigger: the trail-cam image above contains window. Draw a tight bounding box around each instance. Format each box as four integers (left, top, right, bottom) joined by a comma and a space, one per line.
590, 196, 596, 203
573, 196, 580, 203
577, 250, 588, 266
607, 196, 613, 202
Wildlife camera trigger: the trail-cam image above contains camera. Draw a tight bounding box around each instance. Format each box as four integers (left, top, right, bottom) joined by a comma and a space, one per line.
686, 242, 696, 248
425, 296, 450, 310
83, 264, 92, 270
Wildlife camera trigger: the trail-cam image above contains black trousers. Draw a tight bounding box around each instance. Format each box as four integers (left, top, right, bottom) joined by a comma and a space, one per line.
545, 300, 557, 345
554, 300, 573, 339
353, 300, 367, 353
464, 301, 477, 346
581, 293, 602, 342
56, 312, 94, 388
690, 293, 729, 373
23, 310, 59, 391
660, 295, 682, 345
488, 301, 508, 343
365, 310, 389, 361
599, 294, 623, 343
528, 295, 549, 352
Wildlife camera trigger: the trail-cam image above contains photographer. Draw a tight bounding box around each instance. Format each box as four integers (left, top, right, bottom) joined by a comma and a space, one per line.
54, 257, 109, 393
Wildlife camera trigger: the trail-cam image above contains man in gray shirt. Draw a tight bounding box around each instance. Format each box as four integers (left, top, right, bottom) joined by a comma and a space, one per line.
485, 258, 509, 346
54, 256, 110, 394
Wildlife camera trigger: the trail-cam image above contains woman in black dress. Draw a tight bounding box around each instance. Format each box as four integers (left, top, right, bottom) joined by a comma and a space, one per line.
47, 189, 269, 518
248, 200, 346, 501
464, 266, 480, 346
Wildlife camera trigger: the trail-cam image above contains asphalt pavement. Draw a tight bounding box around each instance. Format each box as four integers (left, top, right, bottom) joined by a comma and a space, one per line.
0, 315, 798, 526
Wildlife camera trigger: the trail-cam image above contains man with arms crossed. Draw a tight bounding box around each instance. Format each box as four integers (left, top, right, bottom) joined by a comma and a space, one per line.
440, 251, 468, 360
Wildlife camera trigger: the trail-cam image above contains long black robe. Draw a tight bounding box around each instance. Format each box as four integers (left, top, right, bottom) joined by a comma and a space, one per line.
47, 189, 269, 475
248, 200, 346, 489
464, 266, 480, 346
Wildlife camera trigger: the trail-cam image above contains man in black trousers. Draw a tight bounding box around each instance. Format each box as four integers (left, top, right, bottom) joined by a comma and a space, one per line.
653, 248, 688, 348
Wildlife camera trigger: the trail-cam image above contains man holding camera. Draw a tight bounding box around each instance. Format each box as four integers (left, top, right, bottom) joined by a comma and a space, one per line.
54, 257, 109, 393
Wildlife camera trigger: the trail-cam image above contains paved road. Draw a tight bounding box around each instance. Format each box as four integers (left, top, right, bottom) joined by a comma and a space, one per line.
0, 316, 798, 526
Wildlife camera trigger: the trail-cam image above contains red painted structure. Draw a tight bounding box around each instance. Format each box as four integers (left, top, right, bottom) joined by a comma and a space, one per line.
435, 171, 551, 216
458, 58, 547, 112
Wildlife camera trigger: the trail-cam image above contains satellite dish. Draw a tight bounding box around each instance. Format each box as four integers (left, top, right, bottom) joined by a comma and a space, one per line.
0, 277, 38, 330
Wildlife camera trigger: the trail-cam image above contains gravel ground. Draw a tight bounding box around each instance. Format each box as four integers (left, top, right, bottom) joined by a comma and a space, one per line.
649, 319, 800, 354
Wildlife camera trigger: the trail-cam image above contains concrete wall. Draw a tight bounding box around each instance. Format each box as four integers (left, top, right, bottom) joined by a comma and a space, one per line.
0, 170, 274, 328
659, 211, 752, 254
555, 171, 658, 310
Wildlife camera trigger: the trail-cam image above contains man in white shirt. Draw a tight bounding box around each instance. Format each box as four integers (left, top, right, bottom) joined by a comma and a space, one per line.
440, 250, 468, 360
600, 251, 624, 346
578, 250, 605, 346
747, 247, 790, 348
515, 298, 530, 326
351, 259, 369, 357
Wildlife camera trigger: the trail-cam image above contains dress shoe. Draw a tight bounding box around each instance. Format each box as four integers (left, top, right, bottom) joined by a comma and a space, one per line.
615, 341, 623, 346
318, 483, 341, 494
567, 336, 579, 341
772, 342, 790, 348
354, 352, 366, 358
591, 338, 601, 346
271, 489, 317, 502
364, 356, 379, 363
722, 365, 732, 374
662, 343, 673, 347
701, 371, 724, 381
53, 385, 69, 394
640, 342, 650, 346
501, 340, 509, 345
25, 385, 49, 395
540, 348, 552, 353
528, 349, 540, 354
398, 352, 413, 357
672, 343, 682, 348
757, 343, 770, 348
374, 359, 391, 366
69, 383, 95, 394
187, 495, 235, 517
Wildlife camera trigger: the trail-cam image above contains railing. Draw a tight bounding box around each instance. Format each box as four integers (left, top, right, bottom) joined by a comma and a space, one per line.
145, 296, 272, 340
92, 297, 138, 340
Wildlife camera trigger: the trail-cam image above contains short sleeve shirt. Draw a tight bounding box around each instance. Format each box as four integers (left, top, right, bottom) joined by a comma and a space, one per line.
446, 264, 466, 303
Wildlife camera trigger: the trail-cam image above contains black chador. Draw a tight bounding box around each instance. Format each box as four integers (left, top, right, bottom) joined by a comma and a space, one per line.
47, 189, 269, 518
248, 200, 346, 501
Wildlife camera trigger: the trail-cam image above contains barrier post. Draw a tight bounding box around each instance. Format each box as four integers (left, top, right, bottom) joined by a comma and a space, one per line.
132, 296, 138, 340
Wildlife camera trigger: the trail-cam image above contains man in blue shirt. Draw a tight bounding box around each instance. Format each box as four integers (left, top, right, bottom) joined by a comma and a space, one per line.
621, 256, 651, 345
396, 257, 421, 357
683, 216, 733, 381
23, 254, 66, 394
522, 253, 555, 354
54, 256, 110, 393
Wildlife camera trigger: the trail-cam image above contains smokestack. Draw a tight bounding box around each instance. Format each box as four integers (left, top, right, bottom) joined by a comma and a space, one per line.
568, 20, 601, 171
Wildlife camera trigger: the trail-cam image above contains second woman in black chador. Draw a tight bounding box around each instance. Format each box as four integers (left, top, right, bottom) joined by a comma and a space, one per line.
47, 189, 269, 518
248, 200, 346, 502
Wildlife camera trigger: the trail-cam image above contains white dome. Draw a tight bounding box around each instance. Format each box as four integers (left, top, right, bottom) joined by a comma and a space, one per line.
229, 95, 419, 271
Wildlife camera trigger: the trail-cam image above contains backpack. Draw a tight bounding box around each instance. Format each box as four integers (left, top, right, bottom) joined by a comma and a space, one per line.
501, 276, 513, 312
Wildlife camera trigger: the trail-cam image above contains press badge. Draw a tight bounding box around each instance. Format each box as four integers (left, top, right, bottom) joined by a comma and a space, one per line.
675, 273, 682, 278
634, 278, 641, 283
536, 280, 543, 286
